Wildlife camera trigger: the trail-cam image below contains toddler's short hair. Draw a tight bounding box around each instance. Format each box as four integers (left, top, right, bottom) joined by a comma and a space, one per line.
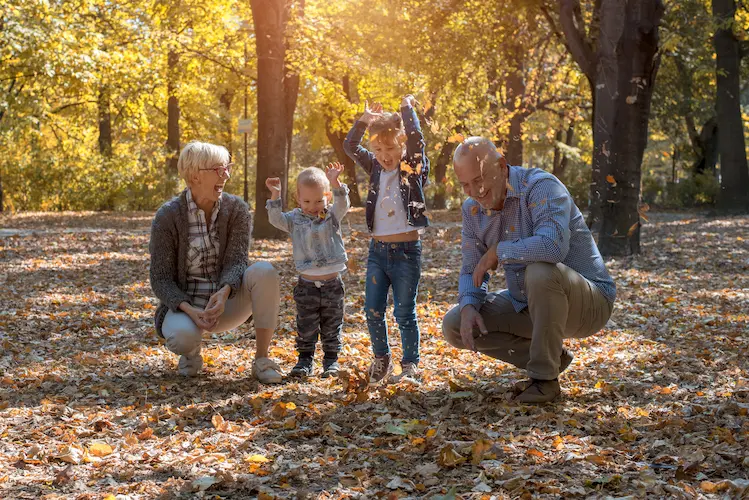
369, 112, 406, 148
297, 167, 330, 191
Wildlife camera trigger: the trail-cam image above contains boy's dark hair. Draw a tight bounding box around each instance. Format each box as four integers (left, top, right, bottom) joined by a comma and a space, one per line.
369, 112, 406, 147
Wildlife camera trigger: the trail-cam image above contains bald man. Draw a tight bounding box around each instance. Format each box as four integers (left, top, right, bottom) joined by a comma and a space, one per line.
441, 137, 616, 403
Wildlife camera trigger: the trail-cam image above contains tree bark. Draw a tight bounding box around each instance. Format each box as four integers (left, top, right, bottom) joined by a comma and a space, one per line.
98, 84, 112, 157
251, 0, 289, 239
219, 89, 235, 159
713, 0, 749, 212
553, 122, 575, 178
283, 0, 304, 207
166, 50, 181, 176
559, 0, 664, 256
324, 75, 363, 206
504, 47, 525, 166
326, 125, 363, 207
432, 141, 457, 209
693, 117, 719, 176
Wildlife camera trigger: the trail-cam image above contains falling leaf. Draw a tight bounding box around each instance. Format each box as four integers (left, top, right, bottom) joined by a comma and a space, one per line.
471, 205, 479, 216
447, 132, 464, 143
372, 275, 377, 285
626, 95, 637, 104
627, 222, 640, 237
606, 175, 616, 186
602, 142, 610, 158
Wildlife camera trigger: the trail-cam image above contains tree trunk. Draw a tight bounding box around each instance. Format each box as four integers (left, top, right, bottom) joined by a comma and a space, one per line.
0, 171, 4, 213
324, 75, 363, 206
713, 0, 749, 212
219, 89, 235, 159
504, 49, 525, 165
166, 50, 181, 176
98, 84, 112, 157
326, 125, 363, 206
283, 0, 304, 208
559, 0, 664, 256
432, 141, 457, 209
251, 0, 288, 239
693, 117, 719, 176
553, 122, 575, 178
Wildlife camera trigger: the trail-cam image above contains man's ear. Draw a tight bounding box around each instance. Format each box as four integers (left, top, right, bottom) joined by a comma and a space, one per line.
498, 155, 508, 171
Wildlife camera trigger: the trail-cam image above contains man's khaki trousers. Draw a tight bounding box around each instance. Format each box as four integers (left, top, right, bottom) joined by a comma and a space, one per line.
442, 262, 613, 380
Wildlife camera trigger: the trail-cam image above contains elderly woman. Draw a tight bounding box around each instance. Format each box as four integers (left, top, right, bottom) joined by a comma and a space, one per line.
149, 141, 283, 383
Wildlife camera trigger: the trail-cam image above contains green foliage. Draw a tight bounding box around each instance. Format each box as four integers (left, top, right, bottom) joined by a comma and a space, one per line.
663, 173, 721, 208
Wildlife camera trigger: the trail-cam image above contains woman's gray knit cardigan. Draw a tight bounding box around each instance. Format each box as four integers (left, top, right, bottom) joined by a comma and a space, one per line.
149, 189, 252, 336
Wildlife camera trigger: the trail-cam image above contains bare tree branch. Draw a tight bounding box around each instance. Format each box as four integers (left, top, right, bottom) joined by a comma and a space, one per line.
558, 0, 595, 80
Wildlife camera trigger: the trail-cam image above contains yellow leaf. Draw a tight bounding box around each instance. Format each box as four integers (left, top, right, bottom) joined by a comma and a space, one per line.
88, 442, 113, 457
447, 132, 464, 143
103, 495, 117, 500
426, 428, 437, 439
700, 481, 718, 493
246, 454, 270, 463
552, 435, 564, 450
663, 296, 678, 304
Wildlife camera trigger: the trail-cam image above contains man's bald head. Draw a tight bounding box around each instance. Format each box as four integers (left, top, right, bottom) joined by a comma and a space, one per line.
452, 137, 508, 210
453, 137, 503, 170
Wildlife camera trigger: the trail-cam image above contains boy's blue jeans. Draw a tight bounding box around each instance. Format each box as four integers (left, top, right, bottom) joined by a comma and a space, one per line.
365, 239, 422, 365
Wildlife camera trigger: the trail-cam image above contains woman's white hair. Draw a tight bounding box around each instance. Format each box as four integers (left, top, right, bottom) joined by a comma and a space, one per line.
177, 141, 230, 183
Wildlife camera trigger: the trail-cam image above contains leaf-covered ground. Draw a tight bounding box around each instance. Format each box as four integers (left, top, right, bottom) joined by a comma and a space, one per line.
0, 209, 748, 499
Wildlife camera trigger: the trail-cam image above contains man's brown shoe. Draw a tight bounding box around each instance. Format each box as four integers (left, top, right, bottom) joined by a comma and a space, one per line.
514, 379, 561, 403
513, 349, 573, 394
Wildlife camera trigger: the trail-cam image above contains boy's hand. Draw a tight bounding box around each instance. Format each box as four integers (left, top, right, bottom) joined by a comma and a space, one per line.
265, 177, 282, 200
326, 162, 344, 188
401, 94, 416, 108
360, 100, 383, 125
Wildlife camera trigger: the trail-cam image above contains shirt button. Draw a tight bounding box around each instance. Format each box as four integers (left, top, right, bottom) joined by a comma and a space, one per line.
391, 244, 396, 249
515, 273, 519, 277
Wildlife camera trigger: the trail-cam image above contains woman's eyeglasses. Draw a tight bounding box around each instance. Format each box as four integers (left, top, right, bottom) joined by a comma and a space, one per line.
199, 162, 234, 178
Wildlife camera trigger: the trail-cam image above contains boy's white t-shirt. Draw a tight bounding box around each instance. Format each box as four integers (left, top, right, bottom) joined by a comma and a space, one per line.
373, 168, 419, 237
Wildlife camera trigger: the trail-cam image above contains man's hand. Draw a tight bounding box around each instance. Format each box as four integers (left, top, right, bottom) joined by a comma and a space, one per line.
326, 162, 344, 188
401, 94, 416, 108
360, 100, 383, 125
181, 303, 217, 331
265, 177, 282, 200
203, 285, 230, 325
460, 305, 487, 351
473, 242, 499, 287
